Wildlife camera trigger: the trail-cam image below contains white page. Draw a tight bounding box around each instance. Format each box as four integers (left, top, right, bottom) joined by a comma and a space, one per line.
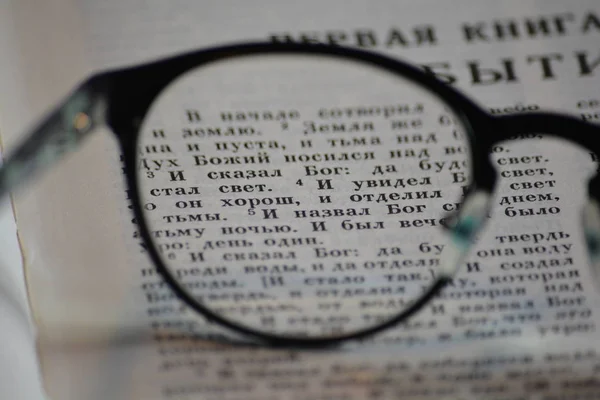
0, 203, 45, 399
3, 1, 600, 399
0, 161, 45, 400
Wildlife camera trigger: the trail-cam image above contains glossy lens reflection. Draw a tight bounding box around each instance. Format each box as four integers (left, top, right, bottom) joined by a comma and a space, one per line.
136, 53, 472, 338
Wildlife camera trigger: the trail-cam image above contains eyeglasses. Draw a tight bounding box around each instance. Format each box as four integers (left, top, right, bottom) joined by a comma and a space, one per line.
1, 41, 599, 347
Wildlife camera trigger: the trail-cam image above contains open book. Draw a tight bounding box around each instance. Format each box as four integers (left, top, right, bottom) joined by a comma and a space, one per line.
1, 1, 600, 399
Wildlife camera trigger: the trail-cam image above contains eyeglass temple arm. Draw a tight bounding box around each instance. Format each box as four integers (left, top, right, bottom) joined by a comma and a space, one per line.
0, 83, 107, 201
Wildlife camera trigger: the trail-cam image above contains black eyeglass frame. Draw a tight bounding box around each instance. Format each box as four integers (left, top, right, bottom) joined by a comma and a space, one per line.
2, 41, 600, 348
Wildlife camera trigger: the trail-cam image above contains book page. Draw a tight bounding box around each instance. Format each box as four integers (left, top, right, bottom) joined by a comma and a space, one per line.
0, 171, 45, 400
5, 1, 600, 399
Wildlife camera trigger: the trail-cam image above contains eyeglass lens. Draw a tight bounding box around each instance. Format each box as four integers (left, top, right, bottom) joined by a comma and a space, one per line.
135, 54, 472, 338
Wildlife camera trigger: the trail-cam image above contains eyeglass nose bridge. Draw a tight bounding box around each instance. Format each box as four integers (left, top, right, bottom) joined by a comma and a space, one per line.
439, 190, 492, 278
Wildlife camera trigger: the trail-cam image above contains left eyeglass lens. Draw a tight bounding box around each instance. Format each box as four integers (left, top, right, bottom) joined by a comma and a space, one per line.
135, 52, 472, 338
